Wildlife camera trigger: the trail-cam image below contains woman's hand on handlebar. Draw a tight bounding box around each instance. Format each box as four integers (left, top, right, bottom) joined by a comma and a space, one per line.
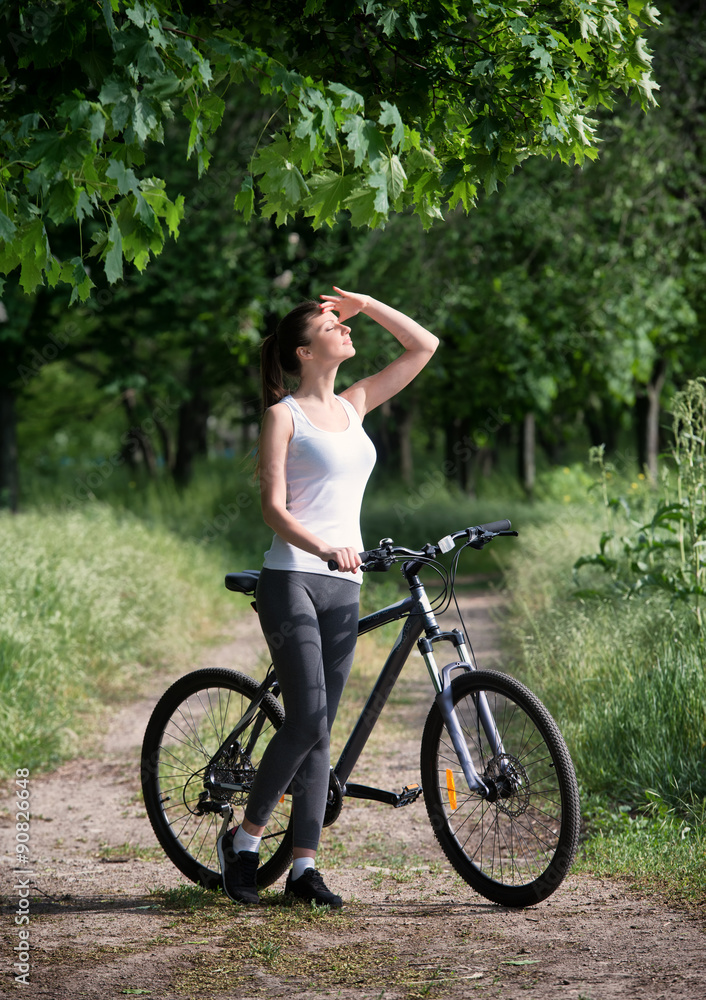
322, 546, 361, 573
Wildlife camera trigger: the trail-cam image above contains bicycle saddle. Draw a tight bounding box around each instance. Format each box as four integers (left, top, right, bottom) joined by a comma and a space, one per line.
224, 571, 260, 595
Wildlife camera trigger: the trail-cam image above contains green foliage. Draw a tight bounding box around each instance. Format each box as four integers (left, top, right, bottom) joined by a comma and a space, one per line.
574, 380, 706, 625
321, 28, 701, 466
0, 504, 235, 774
0, 0, 660, 295
3, 3, 703, 516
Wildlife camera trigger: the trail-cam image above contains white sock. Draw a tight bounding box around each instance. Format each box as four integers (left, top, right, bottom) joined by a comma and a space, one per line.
292, 857, 316, 881
231, 826, 261, 854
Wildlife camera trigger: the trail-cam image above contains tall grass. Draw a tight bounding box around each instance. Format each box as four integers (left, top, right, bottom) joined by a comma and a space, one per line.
20, 456, 530, 568
1, 505, 236, 774
572, 639, 706, 805
507, 507, 705, 811
503, 486, 706, 903
19, 460, 271, 566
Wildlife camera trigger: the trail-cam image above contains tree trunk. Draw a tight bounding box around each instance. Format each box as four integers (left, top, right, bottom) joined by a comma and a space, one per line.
443, 420, 456, 483
636, 359, 667, 483
371, 399, 392, 471
635, 394, 648, 472
518, 412, 536, 496
465, 447, 494, 499
443, 417, 464, 488
645, 359, 667, 484
122, 389, 157, 477
457, 418, 472, 492
0, 385, 19, 512
373, 398, 415, 484
397, 403, 415, 487
145, 392, 174, 471
173, 358, 210, 488
585, 411, 617, 454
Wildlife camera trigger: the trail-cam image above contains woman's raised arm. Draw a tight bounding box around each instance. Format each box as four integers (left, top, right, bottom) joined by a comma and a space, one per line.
321, 286, 439, 417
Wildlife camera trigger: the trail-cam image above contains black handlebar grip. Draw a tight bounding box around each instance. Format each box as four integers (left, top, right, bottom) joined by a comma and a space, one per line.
478, 519, 512, 533
328, 548, 376, 571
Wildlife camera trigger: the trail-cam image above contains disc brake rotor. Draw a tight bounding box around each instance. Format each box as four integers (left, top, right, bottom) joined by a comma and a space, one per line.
484, 753, 530, 817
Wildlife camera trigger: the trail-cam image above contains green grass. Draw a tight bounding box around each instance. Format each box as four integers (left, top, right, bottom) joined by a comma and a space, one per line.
571, 639, 706, 808
19, 459, 271, 567
502, 489, 706, 906
0, 504, 236, 775
98, 842, 165, 862
150, 883, 227, 912
573, 794, 706, 905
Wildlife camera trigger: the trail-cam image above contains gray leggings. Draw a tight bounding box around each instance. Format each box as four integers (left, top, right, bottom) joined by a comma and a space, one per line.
245, 568, 360, 851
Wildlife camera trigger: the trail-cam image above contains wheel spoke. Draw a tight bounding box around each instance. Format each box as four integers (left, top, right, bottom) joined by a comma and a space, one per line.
141, 670, 293, 889
421, 669, 580, 906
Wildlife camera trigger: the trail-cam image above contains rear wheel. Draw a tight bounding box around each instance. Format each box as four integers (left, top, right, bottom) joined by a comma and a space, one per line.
421, 669, 580, 907
141, 668, 292, 890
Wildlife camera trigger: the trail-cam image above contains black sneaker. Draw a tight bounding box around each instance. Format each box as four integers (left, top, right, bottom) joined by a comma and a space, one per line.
284, 868, 343, 909
216, 829, 260, 904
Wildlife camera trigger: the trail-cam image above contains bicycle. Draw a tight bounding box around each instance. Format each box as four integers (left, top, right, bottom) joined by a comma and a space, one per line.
141, 519, 580, 908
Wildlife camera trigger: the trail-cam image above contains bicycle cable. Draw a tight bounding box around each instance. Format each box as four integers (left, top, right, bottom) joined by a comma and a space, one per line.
390, 540, 480, 664
449, 541, 479, 667
364, 537, 490, 666
383, 552, 450, 618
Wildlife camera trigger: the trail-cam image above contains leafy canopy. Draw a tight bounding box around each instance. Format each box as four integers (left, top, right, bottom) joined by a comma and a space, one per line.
0, 0, 660, 299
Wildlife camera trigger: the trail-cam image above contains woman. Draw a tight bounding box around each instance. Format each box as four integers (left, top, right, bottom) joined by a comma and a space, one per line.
218, 286, 438, 907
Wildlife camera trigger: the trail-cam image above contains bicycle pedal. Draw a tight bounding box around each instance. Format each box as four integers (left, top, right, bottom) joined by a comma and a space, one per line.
394, 783, 422, 808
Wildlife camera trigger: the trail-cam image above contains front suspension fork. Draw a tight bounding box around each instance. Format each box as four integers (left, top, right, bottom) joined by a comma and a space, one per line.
435, 662, 507, 799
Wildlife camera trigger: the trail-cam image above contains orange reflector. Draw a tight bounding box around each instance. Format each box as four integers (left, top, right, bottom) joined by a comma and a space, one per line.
279, 795, 285, 803
446, 769, 457, 810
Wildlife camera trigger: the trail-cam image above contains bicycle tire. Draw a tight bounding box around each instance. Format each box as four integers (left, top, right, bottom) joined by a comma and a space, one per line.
420, 669, 580, 907
141, 668, 292, 891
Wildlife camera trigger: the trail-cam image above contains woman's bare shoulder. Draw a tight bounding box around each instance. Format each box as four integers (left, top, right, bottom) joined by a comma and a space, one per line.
262, 399, 294, 438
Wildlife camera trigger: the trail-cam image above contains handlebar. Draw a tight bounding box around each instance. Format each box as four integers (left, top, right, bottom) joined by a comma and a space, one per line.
327, 519, 518, 572
473, 519, 512, 534
327, 547, 379, 573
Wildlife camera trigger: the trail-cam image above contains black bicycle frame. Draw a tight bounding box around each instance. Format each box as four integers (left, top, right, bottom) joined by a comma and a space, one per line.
209, 570, 502, 804
334, 580, 488, 804
335, 595, 422, 796
336, 568, 507, 804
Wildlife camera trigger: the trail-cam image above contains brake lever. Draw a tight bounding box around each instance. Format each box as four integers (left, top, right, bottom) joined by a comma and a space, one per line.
361, 557, 394, 573
468, 528, 518, 549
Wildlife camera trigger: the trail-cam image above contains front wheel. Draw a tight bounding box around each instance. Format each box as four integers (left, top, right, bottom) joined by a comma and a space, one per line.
420, 669, 580, 907
141, 668, 292, 891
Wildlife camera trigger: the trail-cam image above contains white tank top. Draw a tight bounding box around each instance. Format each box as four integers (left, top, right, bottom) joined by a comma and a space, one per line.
262, 394, 377, 584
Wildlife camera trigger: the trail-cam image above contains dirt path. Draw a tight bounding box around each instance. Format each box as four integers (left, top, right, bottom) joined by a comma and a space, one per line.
1, 594, 704, 999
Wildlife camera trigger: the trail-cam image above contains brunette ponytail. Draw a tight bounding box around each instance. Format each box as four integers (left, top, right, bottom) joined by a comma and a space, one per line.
260, 333, 287, 411
259, 300, 321, 411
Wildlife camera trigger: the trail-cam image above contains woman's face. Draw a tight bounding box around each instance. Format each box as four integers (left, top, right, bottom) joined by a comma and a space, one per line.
298, 308, 355, 365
